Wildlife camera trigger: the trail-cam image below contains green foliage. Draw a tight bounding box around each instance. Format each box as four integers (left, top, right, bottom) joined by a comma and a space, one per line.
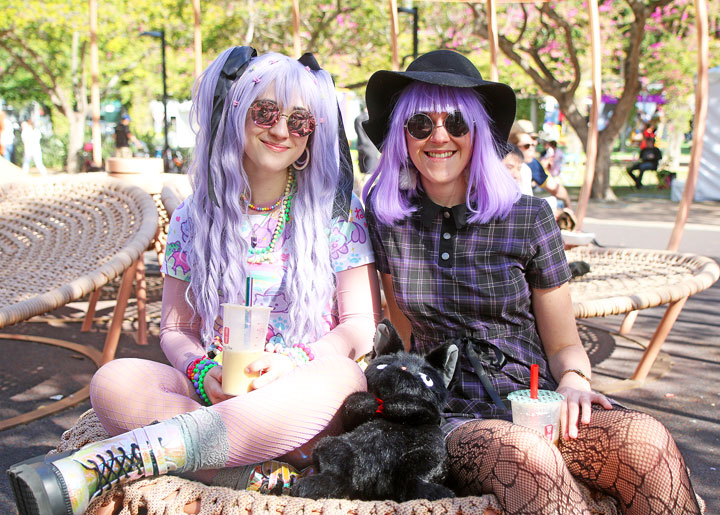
41, 134, 68, 169
1, 0, 717, 176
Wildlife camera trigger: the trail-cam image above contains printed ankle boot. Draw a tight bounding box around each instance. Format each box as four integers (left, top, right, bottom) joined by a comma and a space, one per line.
7, 422, 187, 515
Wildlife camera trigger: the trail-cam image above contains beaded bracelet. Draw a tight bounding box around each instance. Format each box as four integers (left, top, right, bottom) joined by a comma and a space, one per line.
191, 358, 219, 405
264, 342, 315, 367
186, 357, 206, 380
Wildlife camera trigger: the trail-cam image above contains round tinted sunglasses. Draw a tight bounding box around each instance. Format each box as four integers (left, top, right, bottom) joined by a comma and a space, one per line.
404, 111, 470, 140
249, 99, 316, 137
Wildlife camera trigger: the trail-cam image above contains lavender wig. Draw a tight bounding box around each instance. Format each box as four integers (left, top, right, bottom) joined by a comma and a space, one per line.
187, 49, 341, 346
362, 82, 520, 225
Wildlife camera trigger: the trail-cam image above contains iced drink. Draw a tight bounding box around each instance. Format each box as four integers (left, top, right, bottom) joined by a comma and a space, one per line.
220, 303, 271, 395
508, 389, 565, 445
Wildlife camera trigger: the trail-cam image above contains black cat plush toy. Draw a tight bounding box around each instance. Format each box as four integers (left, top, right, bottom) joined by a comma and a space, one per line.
292, 319, 458, 502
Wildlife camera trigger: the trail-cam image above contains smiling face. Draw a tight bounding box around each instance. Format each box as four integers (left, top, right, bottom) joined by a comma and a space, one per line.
405, 112, 472, 204
243, 87, 311, 178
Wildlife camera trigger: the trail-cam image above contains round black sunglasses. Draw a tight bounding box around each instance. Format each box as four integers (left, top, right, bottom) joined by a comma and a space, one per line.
404, 111, 470, 140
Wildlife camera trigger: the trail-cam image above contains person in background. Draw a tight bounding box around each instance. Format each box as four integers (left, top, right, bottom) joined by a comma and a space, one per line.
354, 107, 380, 175
542, 140, 564, 177
114, 114, 139, 157
0, 111, 15, 162
510, 131, 572, 210
626, 136, 662, 189
640, 122, 655, 150
502, 144, 533, 196
20, 119, 47, 175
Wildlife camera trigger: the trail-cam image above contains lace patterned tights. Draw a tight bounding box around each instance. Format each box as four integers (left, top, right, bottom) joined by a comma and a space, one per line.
446, 406, 700, 514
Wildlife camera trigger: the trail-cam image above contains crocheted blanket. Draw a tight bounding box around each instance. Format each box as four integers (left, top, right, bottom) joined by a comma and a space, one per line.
51, 409, 620, 515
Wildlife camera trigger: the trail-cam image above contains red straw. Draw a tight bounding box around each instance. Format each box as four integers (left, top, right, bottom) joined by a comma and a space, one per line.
530, 364, 539, 399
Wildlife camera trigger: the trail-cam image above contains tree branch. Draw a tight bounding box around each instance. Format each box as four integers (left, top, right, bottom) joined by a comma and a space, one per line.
5, 32, 62, 95
0, 38, 69, 114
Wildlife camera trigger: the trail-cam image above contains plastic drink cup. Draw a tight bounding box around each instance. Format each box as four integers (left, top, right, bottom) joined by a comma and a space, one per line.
508, 389, 565, 445
220, 303, 271, 395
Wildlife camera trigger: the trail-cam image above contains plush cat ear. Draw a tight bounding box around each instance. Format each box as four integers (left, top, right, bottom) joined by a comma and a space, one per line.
373, 318, 404, 357
425, 343, 459, 388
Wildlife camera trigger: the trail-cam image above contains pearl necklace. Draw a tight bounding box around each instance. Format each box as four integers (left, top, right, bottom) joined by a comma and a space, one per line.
247, 171, 295, 264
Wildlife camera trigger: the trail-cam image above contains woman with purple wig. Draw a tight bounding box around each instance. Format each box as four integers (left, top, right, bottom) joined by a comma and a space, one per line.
362, 50, 700, 514
9, 47, 381, 515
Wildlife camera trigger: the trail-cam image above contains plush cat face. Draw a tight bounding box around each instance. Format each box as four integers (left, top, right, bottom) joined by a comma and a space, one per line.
364, 319, 458, 408
364, 351, 450, 408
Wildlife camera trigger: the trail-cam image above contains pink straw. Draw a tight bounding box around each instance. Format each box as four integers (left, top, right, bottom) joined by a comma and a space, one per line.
530, 364, 539, 399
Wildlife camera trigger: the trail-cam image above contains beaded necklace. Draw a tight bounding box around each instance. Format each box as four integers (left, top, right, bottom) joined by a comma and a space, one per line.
244, 171, 293, 212
248, 196, 283, 212
247, 171, 295, 264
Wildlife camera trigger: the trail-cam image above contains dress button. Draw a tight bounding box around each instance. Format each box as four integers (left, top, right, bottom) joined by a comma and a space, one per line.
441, 252, 450, 260
443, 232, 452, 240
443, 211, 451, 219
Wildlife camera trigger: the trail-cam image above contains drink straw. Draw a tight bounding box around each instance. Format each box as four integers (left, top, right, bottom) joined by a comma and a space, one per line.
245, 276, 254, 307
530, 364, 539, 399
244, 276, 253, 348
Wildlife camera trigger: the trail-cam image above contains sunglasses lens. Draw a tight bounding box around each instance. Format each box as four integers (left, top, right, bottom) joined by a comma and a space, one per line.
287, 109, 316, 137
250, 100, 280, 127
445, 111, 469, 138
406, 114, 433, 140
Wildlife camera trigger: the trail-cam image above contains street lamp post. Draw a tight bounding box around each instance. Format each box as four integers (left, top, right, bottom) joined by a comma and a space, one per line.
140, 30, 169, 172
397, 6, 419, 65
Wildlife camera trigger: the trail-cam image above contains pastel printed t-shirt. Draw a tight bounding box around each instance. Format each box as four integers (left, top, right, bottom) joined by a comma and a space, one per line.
161, 193, 375, 347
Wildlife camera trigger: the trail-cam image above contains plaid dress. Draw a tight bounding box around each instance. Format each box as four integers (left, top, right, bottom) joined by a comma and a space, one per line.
366, 191, 571, 433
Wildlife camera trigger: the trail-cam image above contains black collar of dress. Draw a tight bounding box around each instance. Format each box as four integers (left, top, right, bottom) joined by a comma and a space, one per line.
416, 192, 469, 229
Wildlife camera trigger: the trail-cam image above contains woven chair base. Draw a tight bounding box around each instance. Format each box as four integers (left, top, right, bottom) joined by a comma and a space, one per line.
49, 410, 621, 515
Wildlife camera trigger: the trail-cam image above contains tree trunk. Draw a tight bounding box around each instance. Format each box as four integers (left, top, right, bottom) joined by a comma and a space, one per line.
66, 110, 87, 174
591, 136, 617, 200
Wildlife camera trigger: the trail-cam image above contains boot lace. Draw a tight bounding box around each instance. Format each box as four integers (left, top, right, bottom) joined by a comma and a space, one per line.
79, 442, 145, 493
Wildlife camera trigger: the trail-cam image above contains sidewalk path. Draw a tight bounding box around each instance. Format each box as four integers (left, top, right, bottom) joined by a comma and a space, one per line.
581, 195, 719, 511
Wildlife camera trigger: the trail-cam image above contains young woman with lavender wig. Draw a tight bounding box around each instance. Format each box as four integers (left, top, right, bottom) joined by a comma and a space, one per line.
9, 47, 381, 515
362, 50, 700, 514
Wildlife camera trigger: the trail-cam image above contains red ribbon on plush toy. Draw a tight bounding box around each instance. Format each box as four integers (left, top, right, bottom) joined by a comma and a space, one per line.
375, 396, 384, 415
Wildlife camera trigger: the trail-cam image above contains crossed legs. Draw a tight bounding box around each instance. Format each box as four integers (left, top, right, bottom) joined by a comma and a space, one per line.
446, 406, 700, 514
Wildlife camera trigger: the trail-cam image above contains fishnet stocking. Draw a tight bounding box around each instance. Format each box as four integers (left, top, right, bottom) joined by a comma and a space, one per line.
446, 406, 700, 514
90, 355, 365, 469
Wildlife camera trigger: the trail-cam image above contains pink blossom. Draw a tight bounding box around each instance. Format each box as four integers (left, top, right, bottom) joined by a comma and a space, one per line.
336, 14, 345, 27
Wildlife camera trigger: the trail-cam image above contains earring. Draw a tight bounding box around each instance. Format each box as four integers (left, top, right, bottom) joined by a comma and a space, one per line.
292, 148, 310, 171
398, 164, 417, 190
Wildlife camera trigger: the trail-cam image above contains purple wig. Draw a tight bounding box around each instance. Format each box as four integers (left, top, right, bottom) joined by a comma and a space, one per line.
362, 82, 520, 224
186, 49, 341, 346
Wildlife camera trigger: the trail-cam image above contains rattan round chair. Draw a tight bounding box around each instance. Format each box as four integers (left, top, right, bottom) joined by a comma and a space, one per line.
0, 174, 158, 329
0, 174, 158, 429
567, 246, 719, 381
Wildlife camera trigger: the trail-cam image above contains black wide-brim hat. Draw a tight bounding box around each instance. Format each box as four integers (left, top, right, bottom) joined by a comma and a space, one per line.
363, 49, 516, 149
